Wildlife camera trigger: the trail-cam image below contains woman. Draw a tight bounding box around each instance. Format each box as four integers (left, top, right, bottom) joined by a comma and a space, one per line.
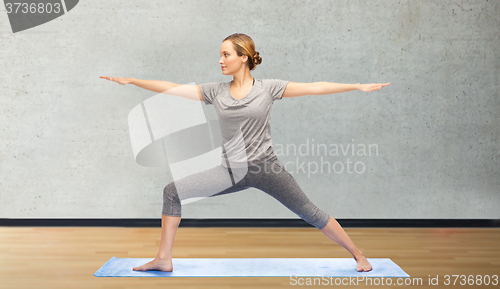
100, 33, 389, 273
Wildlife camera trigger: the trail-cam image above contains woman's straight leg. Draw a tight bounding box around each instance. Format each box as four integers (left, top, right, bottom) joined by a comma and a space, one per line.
246, 158, 372, 272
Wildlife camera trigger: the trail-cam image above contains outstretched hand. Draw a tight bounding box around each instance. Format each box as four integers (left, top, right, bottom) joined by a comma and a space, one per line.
99, 76, 131, 85
359, 82, 390, 92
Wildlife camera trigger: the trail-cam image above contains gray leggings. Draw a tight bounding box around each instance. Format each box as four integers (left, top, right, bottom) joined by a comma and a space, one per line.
162, 155, 331, 230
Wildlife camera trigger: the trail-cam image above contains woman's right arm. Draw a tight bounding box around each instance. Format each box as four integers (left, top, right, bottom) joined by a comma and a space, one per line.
99, 76, 203, 102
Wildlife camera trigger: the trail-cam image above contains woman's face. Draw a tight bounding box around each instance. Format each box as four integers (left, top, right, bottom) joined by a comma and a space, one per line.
219, 40, 248, 75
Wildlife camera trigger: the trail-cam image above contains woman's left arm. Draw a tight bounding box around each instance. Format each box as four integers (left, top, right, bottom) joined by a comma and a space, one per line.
282, 82, 390, 98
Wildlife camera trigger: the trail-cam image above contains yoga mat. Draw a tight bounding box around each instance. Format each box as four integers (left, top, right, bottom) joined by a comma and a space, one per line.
94, 257, 409, 277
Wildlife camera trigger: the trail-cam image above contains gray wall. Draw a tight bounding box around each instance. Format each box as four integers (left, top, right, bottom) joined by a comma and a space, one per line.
1, 0, 498, 219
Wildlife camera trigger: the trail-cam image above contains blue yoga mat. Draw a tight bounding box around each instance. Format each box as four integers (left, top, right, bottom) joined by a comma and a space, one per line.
94, 257, 409, 277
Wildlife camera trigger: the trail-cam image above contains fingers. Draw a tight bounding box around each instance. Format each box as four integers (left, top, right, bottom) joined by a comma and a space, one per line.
360, 82, 389, 92
99, 76, 115, 81
374, 83, 390, 90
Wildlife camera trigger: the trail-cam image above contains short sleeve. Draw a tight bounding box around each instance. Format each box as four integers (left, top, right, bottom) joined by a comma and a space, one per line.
261, 79, 289, 101
198, 82, 223, 105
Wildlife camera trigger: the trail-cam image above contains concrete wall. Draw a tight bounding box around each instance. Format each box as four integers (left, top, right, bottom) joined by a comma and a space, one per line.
1, 0, 498, 218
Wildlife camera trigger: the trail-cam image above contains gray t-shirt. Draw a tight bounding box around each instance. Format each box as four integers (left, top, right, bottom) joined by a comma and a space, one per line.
199, 78, 289, 168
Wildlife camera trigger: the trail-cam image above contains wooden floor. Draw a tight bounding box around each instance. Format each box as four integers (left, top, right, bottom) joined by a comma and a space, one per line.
1, 227, 499, 288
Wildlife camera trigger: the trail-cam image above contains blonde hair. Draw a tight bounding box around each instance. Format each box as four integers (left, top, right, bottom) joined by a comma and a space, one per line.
223, 33, 262, 71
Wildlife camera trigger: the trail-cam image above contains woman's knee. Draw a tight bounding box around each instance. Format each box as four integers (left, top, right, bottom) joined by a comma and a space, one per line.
162, 182, 181, 216
163, 182, 178, 200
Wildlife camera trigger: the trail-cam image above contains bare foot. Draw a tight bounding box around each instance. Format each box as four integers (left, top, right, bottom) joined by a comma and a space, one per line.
133, 257, 173, 272
354, 252, 372, 272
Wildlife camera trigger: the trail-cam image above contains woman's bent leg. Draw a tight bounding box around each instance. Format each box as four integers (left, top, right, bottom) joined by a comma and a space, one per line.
135, 164, 247, 272
162, 165, 241, 216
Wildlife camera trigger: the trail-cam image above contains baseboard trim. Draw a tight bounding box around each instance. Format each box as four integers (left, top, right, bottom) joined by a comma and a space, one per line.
0, 218, 499, 228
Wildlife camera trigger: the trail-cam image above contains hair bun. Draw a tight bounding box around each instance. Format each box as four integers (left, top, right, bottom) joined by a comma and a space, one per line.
252, 52, 262, 66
